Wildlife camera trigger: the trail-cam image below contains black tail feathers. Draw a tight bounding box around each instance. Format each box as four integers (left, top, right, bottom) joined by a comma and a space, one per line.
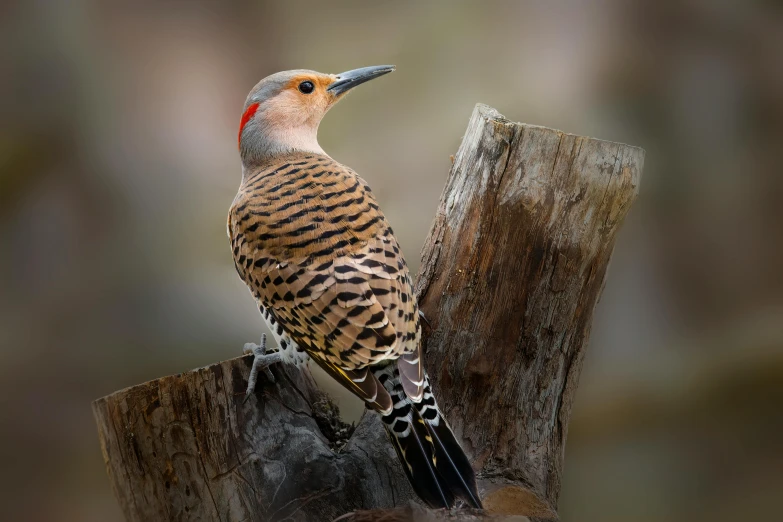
417, 405, 482, 508
376, 366, 482, 509
384, 406, 456, 508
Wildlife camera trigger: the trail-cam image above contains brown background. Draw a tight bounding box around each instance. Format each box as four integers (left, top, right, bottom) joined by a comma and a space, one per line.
1, 2, 782, 521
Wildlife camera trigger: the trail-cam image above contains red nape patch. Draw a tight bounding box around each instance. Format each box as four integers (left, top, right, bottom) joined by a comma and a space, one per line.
238, 102, 260, 148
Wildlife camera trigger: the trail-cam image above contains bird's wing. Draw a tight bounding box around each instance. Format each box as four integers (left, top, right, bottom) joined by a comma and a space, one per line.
228, 155, 423, 409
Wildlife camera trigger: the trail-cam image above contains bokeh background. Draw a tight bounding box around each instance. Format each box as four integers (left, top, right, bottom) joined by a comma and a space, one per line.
2, 1, 782, 521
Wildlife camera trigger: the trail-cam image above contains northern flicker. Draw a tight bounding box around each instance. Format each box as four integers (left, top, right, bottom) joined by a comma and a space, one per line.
228, 65, 482, 509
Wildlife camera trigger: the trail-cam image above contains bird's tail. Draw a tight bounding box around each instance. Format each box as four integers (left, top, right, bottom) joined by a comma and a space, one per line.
373, 365, 482, 509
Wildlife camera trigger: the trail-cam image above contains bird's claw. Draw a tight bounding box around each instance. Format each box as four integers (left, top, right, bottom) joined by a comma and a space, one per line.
243, 333, 282, 401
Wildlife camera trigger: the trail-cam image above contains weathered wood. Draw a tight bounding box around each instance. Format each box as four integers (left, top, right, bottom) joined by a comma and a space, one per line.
93, 103, 643, 522
92, 359, 416, 521
336, 503, 528, 521
414, 105, 643, 516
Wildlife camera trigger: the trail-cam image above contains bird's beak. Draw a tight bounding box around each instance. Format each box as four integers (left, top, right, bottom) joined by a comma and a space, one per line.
327, 65, 396, 96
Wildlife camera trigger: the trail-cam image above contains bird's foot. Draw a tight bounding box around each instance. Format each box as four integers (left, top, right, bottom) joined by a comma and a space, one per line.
242, 333, 282, 400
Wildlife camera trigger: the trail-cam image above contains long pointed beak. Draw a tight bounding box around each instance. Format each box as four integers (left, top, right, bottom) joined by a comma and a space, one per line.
327, 65, 395, 95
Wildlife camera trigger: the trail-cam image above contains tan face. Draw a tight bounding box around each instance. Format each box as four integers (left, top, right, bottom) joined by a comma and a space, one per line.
263, 73, 343, 130
239, 66, 394, 160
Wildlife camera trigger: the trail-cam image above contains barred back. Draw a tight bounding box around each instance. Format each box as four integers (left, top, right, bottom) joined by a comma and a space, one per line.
228, 153, 421, 375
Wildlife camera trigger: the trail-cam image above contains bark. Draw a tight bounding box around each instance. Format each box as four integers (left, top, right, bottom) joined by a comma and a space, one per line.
414, 105, 643, 517
93, 104, 643, 522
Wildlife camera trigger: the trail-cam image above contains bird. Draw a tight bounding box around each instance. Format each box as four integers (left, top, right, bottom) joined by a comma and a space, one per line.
227, 65, 482, 510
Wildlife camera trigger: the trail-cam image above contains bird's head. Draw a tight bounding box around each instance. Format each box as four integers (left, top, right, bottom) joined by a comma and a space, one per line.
238, 65, 395, 164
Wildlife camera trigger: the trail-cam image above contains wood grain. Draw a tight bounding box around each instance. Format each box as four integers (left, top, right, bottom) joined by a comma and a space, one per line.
93, 103, 643, 521
415, 104, 643, 517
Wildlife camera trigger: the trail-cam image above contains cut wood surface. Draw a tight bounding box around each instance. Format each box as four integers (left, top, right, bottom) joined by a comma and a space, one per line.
93, 104, 643, 522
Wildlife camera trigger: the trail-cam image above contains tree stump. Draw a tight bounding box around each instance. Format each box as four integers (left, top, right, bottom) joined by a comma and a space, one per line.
93, 104, 644, 521
414, 105, 643, 516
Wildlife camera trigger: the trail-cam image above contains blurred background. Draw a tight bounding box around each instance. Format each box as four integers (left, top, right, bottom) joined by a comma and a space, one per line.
1, 1, 782, 521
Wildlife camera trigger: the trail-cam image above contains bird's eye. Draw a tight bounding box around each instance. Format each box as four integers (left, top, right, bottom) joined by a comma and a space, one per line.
298, 81, 315, 94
